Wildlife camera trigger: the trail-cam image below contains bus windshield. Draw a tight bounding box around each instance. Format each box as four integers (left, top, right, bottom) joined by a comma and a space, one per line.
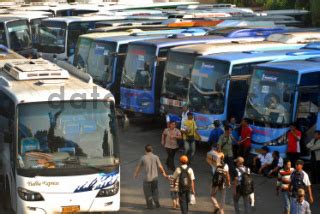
87, 41, 117, 86
189, 59, 229, 114
39, 21, 66, 54
162, 51, 197, 101
73, 38, 92, 68
30, 18, 43, 46
0, 23, 6, 46
7, 20, 32, 51
244, 68, 298, 125
17, 101, 119, 172
67, 21, 96, 57
121, 44, 155, 90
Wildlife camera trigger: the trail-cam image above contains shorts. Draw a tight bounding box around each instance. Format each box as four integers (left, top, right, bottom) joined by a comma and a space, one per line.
170, 191, 179, 199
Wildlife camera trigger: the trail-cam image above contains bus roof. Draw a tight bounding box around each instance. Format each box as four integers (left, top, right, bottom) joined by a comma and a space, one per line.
42, 16, 126, 24
129, 35, 227, 48
0, 16, 27, 23
0, 59, 112, 104
198, 48, 320, 65
256, 58, 320, 74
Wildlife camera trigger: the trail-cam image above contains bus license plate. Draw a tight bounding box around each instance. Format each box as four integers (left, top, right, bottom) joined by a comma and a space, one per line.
62, 205, 80, 213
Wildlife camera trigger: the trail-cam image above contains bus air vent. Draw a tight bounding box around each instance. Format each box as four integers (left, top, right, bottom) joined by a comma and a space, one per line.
3, 59, 69, 81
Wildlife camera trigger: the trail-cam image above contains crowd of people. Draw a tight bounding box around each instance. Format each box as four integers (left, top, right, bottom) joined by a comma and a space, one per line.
133, 106, 320, 214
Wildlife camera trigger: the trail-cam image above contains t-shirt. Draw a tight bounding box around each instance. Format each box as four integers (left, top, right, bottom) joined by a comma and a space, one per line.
287, 130, 302, 153
207, 150, 222, 174
291, 170, 311, 187
162, 128, 181, 149
209, 128, 224, 145
240, 126, 252, 148
138, 153, 162, 182
235, 166, 250, 185
180, 111, 189, 130
217, 134, 233, 157
183, 120, 197, 139
258, 152, 273, 166
172, 164, 195, 183
277, 167, 294, 191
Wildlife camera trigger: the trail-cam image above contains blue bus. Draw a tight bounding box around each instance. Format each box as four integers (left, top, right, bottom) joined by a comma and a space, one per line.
244, 57, 320, 155
188, 47, 320, 143
72, 28, 209, 103
120, 28, 287, 116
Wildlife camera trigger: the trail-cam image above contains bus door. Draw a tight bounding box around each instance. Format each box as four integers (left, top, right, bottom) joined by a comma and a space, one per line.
227, 62, 267, 122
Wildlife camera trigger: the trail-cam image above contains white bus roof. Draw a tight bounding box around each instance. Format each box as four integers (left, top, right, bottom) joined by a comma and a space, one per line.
0, 58, 113, 104
42, 16, 126, 24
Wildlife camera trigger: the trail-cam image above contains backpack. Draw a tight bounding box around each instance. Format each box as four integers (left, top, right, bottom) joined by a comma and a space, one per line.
239, 167, 254, 196
212, 164, 226, 187
291, 171, 306, 196
179, 167, 191, 192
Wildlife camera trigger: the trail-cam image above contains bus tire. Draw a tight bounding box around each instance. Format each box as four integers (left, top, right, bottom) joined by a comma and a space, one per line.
3, 177, 12, 211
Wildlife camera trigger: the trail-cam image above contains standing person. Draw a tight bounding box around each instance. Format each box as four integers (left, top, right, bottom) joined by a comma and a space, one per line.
180, 104, 189, 130
233, 157, 253, 214
208, 120, 224, 148
287, 123, 302, 166
290, 189, 311, 214
277, 159, 295, 214
162, 121, 182, 171
217, 125, 235, 178
237, 118, 252, 162
134, 144, 168, 209
172, 155, 196, 214
306, 130, 320, 183
229, 116, 240, 158
289, 160, 314, 205
211, 153, 231, 214
181, 112, 200, 162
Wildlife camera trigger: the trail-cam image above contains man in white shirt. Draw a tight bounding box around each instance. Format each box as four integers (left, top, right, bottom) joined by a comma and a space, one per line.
180, 104, 189, 131
253, 146, 273, 175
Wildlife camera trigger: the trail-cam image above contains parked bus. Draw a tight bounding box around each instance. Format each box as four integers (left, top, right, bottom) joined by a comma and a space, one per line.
161, 32, 320, 123
244, 57, 320, 155
161, 28, 290, 117
188, 46, 320, 143
0, 58, 120, 213
0, 44, 25, 60
37, 16, 126, 61
73, 28, 209, 103
0, 16, 32, 57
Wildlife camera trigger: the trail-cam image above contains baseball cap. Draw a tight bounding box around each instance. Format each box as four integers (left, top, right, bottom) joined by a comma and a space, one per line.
180, 155, 189, 164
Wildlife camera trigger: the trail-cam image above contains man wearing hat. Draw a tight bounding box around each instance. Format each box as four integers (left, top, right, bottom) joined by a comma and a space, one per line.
172, 155, 195, 214
233, 156, 253, 214
288, 160, 314, 205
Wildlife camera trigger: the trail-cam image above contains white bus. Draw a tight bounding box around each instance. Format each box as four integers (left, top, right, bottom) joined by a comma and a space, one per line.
0, 58, 120, 213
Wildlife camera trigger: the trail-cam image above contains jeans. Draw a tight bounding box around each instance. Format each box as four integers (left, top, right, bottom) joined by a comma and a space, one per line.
233, 189, 251, 214
211, 186, 226, 213
166, 148, 178, 171
143, 179, 160, 209
179, 190, 190, 214
282, 191, 290, 213
184, 140, 196, 162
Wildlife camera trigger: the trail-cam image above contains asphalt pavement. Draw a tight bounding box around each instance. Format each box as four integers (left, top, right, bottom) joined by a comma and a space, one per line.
1, 117, 319, 214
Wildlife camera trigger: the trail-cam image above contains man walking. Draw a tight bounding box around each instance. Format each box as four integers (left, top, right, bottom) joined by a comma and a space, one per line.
182, 112, 200, 162
172, 155, 195, 214
233, 156, 253, 214
277, 159, 294, 214
134, 144, 168, 209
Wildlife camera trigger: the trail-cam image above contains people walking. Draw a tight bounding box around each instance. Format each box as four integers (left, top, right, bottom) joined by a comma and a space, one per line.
237, 118, 252, 162
233, 156, 253, 214
277, 159, 295, 214
172, 155, 195, 214
211, 153, 231, 214
181, 112, 200, 162
287, 123, 302, 166
162, 121, 182, 171
290, 188, 311, 214
168, 174, 180, 209
289, 160, 314, 205
134, 144, 168, 209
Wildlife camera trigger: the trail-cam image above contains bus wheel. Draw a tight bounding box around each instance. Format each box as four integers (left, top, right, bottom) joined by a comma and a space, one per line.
3, 177, 12, 211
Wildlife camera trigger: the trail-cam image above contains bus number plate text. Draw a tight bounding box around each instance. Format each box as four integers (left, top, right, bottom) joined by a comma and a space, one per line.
62, 205, 80, 213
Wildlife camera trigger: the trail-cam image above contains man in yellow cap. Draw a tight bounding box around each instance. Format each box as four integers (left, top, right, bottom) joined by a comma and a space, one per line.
172, 155, 195, 214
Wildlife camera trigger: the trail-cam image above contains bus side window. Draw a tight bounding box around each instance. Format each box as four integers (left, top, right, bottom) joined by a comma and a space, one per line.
0, 91, 15, 144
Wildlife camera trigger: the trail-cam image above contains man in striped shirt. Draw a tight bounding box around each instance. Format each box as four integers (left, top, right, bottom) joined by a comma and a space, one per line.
277, 159, 294, 214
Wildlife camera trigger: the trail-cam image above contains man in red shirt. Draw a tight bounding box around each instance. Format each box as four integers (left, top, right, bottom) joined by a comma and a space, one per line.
286, 123, 301, 165
237, 118, 252, 161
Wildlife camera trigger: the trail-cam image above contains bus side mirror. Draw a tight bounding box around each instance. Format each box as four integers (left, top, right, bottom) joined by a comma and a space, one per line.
4, 132, 13, 144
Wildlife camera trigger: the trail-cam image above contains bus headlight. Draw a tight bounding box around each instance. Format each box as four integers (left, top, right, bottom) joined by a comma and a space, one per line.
96, 181, 119, 197
18, 187, 44, 201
